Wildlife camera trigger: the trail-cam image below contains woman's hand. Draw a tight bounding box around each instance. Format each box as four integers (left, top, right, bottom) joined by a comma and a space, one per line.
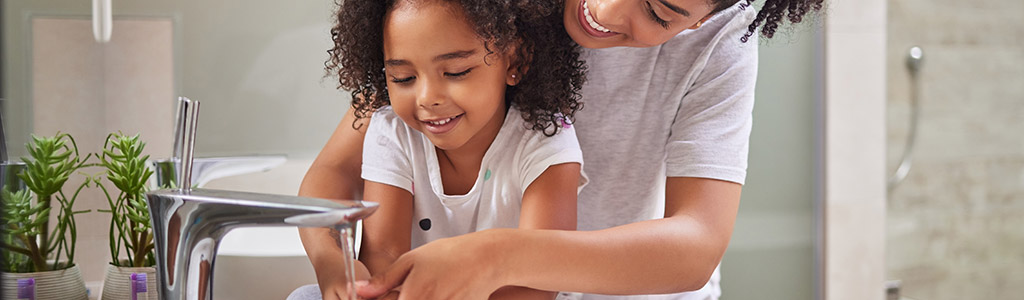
356, 229, 510, 300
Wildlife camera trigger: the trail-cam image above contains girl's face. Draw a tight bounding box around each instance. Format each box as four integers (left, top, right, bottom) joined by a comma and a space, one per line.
563, 0, 715, 48
382, 1, 515, 152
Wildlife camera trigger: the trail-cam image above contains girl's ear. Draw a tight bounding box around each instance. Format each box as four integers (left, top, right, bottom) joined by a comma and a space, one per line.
506, 72, 519, 86
505, 43, 530, 86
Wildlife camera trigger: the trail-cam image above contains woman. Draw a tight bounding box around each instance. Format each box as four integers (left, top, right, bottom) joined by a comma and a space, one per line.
297, 0, 823, 299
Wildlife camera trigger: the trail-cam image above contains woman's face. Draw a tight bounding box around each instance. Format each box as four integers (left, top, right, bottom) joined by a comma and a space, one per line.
563, 0, 715, 48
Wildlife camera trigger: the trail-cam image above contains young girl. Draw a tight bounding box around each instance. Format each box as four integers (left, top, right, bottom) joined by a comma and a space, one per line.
295, 0, 587, 299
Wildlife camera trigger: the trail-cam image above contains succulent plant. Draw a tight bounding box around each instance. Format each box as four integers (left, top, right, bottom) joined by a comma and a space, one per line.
1, 133, 91, 272
97, 132, 156, 267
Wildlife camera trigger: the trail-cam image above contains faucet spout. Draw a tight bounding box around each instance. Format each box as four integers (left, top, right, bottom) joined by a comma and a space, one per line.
148, 97, 377, 300
146, 188, 376, 300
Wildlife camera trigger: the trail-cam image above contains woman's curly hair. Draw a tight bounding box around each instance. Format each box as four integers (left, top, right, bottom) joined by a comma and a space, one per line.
326, 0, 586, 136
710, 0, 824, 43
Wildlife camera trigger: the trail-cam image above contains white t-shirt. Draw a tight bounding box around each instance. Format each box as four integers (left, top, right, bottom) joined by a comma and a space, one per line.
569, 1, 758, 299
361, 106, 587, 249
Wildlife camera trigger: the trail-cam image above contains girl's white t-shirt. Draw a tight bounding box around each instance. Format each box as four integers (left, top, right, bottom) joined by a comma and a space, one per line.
361, 106, 587, 249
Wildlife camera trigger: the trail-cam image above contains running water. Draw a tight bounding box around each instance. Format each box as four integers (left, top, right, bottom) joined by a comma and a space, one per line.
336, 225, 358, 300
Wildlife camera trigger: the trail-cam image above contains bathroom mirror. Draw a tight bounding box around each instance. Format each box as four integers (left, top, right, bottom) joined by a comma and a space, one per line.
1, 0, 349, 161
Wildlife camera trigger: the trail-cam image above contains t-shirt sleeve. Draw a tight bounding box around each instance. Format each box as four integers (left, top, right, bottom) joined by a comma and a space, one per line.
361, 107, 415, 194
517, 124, 589, 193
665, 28, 758, 185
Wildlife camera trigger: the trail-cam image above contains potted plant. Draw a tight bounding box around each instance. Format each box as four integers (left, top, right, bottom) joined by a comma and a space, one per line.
1, 132, 90, 300
96, 133, 158, 300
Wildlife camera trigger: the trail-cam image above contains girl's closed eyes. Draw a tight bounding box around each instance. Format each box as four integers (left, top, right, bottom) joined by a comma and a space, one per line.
445, 68, 473, 78
387, 67, 475, 84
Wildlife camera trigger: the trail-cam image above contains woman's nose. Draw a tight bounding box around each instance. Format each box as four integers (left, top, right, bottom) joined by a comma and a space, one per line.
594, 0, 662, 46
593, 0, 630, 30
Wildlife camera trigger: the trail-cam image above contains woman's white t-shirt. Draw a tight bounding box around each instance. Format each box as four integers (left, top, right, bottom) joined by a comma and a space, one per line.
570, 1, 758, 299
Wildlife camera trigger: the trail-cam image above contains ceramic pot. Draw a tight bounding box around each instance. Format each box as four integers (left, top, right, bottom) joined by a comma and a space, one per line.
1, 264, 88, 300
99, 263, 158, 300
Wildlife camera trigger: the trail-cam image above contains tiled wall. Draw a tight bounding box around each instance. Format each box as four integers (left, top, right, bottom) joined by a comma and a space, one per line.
886, 0, 1024, 299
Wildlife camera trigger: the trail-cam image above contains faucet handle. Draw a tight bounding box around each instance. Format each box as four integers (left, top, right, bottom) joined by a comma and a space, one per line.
173, 97, 200, 192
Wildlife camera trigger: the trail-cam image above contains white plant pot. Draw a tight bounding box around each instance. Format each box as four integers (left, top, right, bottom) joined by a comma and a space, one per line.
1, 264, 88, 300
99, 264, 158, 300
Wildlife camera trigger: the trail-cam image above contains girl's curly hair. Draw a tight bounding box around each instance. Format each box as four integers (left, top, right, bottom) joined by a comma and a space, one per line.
326, 0, 586, 136
720, 0, 825, 43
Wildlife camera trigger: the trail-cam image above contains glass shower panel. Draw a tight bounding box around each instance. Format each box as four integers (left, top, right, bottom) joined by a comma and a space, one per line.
886, 0, 1024, 299
721, 26, 822, 299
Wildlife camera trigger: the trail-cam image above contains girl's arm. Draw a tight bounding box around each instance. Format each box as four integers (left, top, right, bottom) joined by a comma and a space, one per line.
296, 109, 368, 300
359, 180, 414, 275
491, 162, 581, 300
358, 177, 739, 299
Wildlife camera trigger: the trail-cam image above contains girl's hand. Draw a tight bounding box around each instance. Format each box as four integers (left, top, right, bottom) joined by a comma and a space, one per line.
356, 230, 509, 300
314, 257, 372, 300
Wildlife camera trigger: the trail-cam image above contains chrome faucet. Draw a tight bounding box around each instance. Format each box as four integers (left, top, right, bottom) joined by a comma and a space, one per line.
146, 97, 376, 300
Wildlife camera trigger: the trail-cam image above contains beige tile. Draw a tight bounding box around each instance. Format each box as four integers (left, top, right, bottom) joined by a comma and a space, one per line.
31, 17, 174, 283
103, 19, 175, 159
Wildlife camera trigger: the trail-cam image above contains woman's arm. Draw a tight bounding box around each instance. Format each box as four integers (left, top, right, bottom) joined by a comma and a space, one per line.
358, 176, 739, 299
297, 109, 369, 300
359, 180, 414, 275
505, 177, 740, 294
489, 162, 580, 300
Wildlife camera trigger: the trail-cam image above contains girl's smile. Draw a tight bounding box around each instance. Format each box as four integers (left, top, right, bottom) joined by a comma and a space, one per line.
419, 113, 464, 135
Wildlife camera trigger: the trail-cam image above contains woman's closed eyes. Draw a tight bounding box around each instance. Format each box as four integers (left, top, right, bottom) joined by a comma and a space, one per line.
645, 1, 671, 29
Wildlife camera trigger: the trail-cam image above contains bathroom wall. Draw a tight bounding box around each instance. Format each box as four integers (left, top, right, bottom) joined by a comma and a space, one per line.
886, 0, 1024, 299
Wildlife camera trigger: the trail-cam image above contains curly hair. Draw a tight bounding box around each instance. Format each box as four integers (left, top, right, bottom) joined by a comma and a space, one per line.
708, 0, 824, 43
326, 0, 586, 136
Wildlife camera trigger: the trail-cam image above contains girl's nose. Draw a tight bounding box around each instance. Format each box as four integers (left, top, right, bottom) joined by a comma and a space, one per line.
416, 79, 445, 107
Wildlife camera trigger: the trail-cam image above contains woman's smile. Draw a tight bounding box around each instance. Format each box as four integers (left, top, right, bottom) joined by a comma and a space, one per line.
578, 0, 619, 38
